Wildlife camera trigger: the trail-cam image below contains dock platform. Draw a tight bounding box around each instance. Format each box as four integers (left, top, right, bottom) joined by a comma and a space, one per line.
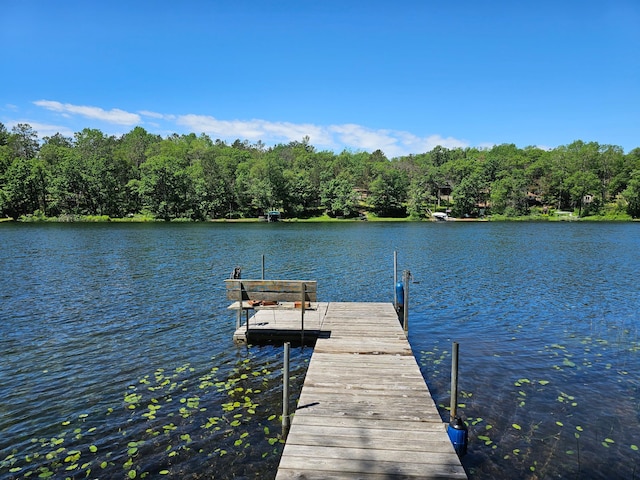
246, 302, 467, 479
232, 302, 329, 344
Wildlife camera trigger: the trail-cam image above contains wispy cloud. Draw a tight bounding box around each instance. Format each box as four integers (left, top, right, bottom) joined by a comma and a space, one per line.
396, 132, 469, 156
328, 124, 468, 157
34, 100, 140, 125
30, 100, 469, 156
176, 114, 335, 147
329, 124, 395, 152
139, 110, 175, 121
5, 120, 74, 139
178, 114, 468, 157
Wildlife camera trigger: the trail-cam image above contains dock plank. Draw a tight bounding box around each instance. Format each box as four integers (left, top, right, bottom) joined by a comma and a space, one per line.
278, 453, 466, 479
275, 302, 467, 480
290, 414, 449, 431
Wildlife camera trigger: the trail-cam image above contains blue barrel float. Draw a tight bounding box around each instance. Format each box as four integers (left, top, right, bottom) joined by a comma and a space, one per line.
395, 281, 404, 308
447, 417, 468, 456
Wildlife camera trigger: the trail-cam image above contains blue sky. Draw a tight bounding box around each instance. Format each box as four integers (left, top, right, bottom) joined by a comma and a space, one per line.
1, 0, 638, 157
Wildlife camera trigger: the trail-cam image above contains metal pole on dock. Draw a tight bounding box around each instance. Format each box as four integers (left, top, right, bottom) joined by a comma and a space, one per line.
300, 283, 306, 345
393, 251, 398, 309
237, 282, 242, 331
447, 341, 468, 456
402, 270, 410, 334
282, 342, 291, 439
450, 342, 459, 422
262, 254, 265, 279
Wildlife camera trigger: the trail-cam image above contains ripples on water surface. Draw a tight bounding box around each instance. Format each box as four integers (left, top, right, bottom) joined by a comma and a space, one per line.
1, 222, 639, 479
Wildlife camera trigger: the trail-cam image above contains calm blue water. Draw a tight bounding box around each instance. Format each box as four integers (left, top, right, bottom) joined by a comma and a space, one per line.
1, 222, 639, 479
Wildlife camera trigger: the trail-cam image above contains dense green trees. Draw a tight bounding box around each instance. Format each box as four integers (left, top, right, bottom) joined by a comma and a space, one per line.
1, 121, 639, 220
622, 170, 640, 218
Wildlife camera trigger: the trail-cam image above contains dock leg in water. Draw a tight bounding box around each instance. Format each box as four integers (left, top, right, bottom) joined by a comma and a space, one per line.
282, 342, 290, 439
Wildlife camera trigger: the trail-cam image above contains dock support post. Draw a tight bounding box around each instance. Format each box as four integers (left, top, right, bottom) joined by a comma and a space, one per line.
282, 342, 291, 439
261, 254, 265, 280
402, 270, 410, 334
394, 251, 398, 309
300, 283, 306, 345
448, 341, 468, 456
237, 282, 249, 337
236, 281, 242, 331
450, 342, 459, 422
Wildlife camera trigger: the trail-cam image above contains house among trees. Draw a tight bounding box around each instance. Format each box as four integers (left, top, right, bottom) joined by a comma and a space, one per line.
526, 192, 543, 206
436, 183, 452, 207
354, 187, 369, 202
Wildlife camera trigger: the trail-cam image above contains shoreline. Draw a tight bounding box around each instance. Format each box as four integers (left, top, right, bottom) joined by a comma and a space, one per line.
3, 214, 636, 224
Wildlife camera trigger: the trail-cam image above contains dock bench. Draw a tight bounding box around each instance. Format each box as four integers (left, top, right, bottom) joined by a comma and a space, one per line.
225, 279, 318, 341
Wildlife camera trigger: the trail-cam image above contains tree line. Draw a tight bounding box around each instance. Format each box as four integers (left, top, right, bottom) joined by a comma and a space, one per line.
1, 122, 640, 221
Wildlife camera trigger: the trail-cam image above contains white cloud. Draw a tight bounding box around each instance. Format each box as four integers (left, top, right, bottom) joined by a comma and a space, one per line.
175, 114, 469, 156
139, 110, 175, 121
259, 120, 334, 146
177, 114, 264, 139
402, 133, 469, 154
26, 100, 471, 157
328, 124, 468, 158
176, 114, 336, 147
329, 124, 400, 154
34, 100, 140, 125
5, 120, 74, 139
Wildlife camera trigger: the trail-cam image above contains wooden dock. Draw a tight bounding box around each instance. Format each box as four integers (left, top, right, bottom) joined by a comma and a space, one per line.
249, 302, 468, 479
231, 302, 329, 344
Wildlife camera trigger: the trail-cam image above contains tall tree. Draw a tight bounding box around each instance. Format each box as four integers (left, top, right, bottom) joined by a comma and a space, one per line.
321, 177, 359, 217
0, 122, 9, 146
368, 167, 408, 217
622, 170, 640, 218
9, 123, 39, 160
452, 172, 486, 217
1, 124, 47, 217
1, 156, 49, 217
138, 154, 191, 220
116, 126, 161, 169
491, 170, 530, 216
74, 128, 130, 216
0, 123, 12, 198
35, 134, 75, 215
191, 150, 232, 219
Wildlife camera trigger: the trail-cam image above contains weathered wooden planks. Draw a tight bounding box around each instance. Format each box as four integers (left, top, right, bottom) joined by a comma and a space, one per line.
275, 302, 467, 480
225, 279, 318, 302
227, 280, 320, 344
232, 303, 328, 344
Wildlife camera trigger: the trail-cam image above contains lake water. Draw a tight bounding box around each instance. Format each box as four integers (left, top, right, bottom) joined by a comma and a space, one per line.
1, 221, 639, 479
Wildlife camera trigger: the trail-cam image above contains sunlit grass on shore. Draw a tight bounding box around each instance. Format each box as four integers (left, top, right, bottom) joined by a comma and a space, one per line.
7, 208, 637, 224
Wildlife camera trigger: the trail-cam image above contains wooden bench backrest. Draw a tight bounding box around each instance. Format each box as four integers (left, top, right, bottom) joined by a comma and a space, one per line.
225, 279, 317, 303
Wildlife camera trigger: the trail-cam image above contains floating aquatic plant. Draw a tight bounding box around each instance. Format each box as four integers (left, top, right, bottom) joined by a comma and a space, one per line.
0, 352, 297, 479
